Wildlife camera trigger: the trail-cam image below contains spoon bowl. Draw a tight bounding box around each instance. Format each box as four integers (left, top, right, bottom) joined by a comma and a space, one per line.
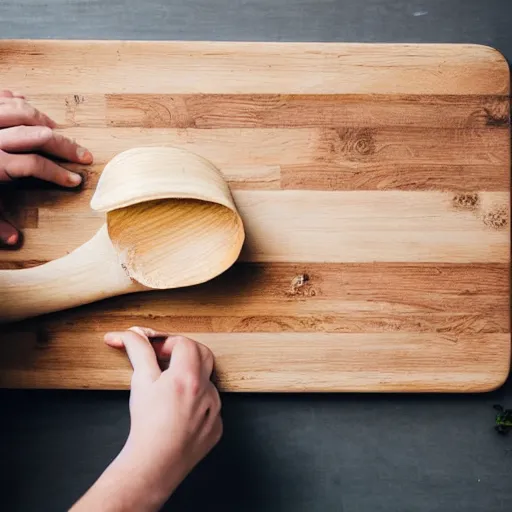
95, 147, 245, 289
0, 147, 245, 322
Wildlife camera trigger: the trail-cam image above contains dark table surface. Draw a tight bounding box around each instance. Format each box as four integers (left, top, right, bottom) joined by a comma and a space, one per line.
0, 1, 511, 511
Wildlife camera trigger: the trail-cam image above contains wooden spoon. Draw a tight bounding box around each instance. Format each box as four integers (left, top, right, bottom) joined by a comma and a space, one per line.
0, 147, 245, 322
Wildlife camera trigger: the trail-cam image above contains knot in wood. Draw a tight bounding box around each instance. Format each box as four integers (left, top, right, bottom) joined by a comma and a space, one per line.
354, 130, 376, 155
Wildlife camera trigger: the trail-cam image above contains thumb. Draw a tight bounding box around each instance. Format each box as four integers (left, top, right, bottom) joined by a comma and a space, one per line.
104, 329, 161, 383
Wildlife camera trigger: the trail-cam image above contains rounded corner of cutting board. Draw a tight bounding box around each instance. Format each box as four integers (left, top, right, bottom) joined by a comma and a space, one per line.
473, 334, 511, 394
472, 370, 511, 394
469, 43, 510, 64
476, 44, 510, 82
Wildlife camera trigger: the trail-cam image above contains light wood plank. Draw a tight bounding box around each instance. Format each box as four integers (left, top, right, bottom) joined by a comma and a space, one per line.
0, 331, 508, 392
55, 127, 509, 167
0, 191, 508, 263
238, 191, 509, 263
0, 41, 508, 95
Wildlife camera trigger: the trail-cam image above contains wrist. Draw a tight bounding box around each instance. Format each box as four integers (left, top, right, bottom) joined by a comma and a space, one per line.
73, 450, 174, 512
71, 451, 169, 512
112, 440, 184, 508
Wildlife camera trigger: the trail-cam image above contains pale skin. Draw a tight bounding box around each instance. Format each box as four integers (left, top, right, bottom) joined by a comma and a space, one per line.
0, 89, 91, 245
0, 91, 223, 510
72, 328, 222, 512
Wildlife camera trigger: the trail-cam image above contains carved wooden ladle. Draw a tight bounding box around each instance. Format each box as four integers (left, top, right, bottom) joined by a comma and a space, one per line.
0, 147, 245, 322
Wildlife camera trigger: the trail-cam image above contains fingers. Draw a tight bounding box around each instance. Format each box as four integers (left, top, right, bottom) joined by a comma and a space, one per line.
104, 326, 215, 389
0, 218, 19, 246
0, 152, 82, 187
129, 326, 171, 340
104, 330, 161, 384
163, 336, 214, 381
0, 97, 55, 129
166, 337, 201, 378
0, 95, 93, 187
126, 328, 215, 381
0, 126, 92, 164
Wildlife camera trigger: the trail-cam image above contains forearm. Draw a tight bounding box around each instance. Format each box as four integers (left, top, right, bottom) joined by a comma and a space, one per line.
71, 448, 176, 512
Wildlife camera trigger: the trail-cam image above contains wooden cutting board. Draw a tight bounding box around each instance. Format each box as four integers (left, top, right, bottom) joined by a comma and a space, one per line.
0, 41, 509, 392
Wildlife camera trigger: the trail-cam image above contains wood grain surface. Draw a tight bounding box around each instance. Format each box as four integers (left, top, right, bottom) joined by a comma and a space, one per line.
0, 41, 509, 391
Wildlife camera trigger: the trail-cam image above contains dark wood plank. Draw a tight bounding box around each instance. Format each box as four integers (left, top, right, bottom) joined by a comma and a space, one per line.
281, 162, 510, 191
0, 263, 507, 333
105, 94, 510, 128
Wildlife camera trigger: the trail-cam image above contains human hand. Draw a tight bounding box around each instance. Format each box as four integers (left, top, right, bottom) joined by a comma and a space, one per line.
0, 89, 93, 246
72, 327, 222, 512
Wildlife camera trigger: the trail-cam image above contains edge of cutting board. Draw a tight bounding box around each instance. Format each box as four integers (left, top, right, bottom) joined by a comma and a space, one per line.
0, 40, 509, 392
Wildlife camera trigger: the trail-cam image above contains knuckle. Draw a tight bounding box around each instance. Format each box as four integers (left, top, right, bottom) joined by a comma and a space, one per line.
36, 125, 53, 139
170, 375, 186, 395
185, 372, 202, 396
12, 97, 25, 109
14, 124, 52, 140
14, 154, 42, 177
203, 345, 214, 365
170, 370, 201, 396
175, 335, 194, 346
23, 103, 37, 117
52, 131, 66, 142
26, 154, 44, 172
177, 336, 203, 358
9, 123, 28, 134
2, 152, 45, 179
128, 326, 147, 338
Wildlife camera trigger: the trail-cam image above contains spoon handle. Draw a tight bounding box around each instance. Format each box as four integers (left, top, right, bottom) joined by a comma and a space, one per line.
0, 225, 140, 323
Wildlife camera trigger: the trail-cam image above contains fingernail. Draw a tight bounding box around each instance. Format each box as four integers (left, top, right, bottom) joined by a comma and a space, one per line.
76, 146, 93, 163
6, 232, 18, 245
68, 172, 82, 186
104, 334, 123, 347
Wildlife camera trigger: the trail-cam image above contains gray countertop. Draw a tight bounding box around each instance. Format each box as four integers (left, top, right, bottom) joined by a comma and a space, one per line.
0, 1, 511, 511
